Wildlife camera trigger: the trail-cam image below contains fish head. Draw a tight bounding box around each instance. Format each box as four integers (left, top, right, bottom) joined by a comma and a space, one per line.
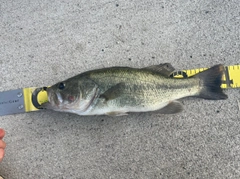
45, 79, 82, 110
42, 77, 99, 113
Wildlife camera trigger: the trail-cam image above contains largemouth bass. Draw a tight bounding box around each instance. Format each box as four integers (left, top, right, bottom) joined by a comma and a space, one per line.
41, 64, 227, 116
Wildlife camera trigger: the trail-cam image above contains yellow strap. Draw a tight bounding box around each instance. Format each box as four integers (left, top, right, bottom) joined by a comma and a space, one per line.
172, 65, 240, 89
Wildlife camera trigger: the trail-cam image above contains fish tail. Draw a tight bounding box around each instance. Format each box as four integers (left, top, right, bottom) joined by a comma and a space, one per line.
195, 64, 228, 100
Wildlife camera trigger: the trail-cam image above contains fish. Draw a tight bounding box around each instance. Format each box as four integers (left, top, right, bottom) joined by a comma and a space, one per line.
40, 63, 228, 116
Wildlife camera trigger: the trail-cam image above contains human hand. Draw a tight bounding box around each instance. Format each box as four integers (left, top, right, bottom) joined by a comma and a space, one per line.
0, 129, 6, 162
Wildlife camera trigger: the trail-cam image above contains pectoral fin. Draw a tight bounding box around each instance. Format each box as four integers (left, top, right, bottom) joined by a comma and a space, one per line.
158, 101, 183, 114
99, 82, 125, 101
142, 63, 175, 77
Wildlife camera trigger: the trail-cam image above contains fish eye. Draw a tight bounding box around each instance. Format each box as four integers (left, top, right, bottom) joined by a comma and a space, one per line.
58, 82, 65, 90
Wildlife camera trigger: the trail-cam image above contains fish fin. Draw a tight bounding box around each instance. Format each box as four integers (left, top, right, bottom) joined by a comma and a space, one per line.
99, 82, 125, 101
195, 64, 228, 100
158, 101, 183, 114
106, 111, 128, 116
142, 63, 175, 77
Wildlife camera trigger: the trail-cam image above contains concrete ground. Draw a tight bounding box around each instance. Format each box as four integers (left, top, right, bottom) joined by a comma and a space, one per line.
1, 0, 240, 178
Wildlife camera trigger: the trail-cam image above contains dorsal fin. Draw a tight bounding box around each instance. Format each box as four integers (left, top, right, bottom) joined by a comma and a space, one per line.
142, 63, 175, 77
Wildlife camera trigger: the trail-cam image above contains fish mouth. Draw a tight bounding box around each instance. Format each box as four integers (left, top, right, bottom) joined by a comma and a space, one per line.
44, 88, 81, 110
37, 87, 60, 109
49, 92, 64, 108
39, 101, 54, 109
38, 92, 57, 110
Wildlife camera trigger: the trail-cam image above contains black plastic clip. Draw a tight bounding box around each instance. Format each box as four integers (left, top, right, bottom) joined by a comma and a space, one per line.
32, 87, 48, 109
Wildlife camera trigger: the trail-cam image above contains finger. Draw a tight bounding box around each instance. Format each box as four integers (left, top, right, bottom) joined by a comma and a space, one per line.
0, 148, 5, 162
0, 129, 5, 139
0, 140, 6, 149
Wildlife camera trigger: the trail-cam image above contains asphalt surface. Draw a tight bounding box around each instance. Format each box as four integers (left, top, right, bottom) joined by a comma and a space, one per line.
0, 0, 240, 178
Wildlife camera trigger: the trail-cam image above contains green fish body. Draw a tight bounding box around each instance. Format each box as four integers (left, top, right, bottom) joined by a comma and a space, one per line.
43, 64, 227, 116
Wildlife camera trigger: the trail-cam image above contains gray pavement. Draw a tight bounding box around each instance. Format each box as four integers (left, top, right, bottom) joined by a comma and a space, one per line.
0, 0, 240, 178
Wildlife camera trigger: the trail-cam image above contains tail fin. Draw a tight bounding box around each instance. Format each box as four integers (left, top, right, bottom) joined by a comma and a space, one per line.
195, 64, 228, 100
